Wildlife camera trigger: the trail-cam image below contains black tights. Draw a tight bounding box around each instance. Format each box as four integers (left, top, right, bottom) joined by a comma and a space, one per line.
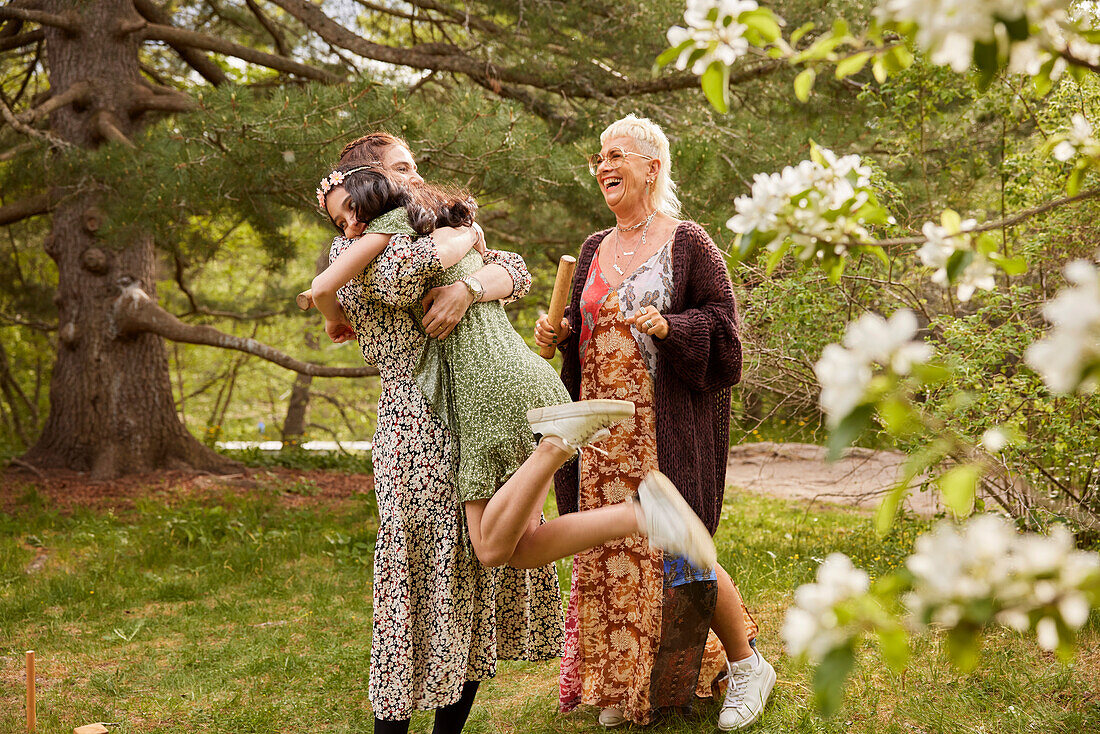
373, 680, 481, 734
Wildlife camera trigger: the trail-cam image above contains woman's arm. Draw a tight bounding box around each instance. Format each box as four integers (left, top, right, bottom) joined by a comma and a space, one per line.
311, 233, 391, 322
432, 224, 480, 268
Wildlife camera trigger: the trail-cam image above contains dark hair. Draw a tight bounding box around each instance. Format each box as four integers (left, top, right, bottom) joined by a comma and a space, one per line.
329, 163, 476, 236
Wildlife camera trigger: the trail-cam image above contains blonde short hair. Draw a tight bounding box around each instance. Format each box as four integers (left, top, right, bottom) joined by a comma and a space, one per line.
599, 114, 681, 218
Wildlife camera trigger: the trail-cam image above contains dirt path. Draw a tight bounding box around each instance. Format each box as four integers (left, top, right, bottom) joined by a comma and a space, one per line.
726, 441, 940, 515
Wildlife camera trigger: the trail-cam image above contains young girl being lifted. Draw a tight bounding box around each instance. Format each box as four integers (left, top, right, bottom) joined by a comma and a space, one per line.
306, 162, 716, 570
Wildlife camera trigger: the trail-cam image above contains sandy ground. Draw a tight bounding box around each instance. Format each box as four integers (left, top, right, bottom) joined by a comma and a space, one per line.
726, 441, 941, 515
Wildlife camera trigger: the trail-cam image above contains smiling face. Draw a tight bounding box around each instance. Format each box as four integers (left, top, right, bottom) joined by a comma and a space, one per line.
324, 185, 364, 240
595, 135, 659, 216
381, 144, 424, 187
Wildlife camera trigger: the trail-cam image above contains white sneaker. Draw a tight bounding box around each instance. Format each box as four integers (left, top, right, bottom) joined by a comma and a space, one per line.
527, 400, 634, 453
636, 470, 717, 569
598, 707, 627, 728
718, 651, 776, 730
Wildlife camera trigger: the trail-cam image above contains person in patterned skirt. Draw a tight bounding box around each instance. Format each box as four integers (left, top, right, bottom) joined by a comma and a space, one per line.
535, 115, 775, 730
309, 133, 712, 734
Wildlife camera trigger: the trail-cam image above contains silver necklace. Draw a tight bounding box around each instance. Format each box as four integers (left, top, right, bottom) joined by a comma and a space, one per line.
613, 211, 656, 276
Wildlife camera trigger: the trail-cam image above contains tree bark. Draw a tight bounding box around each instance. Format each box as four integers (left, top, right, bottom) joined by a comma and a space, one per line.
281, 373, 312, 442
22, 0, 236, 477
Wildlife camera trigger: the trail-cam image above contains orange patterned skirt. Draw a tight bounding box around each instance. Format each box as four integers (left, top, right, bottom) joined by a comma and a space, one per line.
559, 292, 733, 724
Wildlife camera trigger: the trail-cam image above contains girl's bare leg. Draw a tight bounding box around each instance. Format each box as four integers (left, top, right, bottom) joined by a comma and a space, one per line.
463, 442, 641, 567
712, 563, 754, 661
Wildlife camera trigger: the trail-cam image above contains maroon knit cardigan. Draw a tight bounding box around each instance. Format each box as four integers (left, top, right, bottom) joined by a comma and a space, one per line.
552, 221, 742, 535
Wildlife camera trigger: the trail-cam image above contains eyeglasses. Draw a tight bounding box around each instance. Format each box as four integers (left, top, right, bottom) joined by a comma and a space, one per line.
586, 147, 654, 176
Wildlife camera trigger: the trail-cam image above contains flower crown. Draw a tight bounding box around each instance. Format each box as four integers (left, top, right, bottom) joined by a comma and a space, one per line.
316, 164, 378, 210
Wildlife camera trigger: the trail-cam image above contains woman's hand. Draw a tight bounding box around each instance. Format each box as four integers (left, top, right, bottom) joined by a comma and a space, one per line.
421, 282, 475, 340
471, 222, 487, 256
627, 305, 669, 340
325, 313, 357, 343
534, 313, 570, 349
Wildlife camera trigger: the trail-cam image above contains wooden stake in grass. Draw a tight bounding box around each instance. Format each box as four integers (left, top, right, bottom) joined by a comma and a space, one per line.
539, 255, 577, 359
25, 650, 35, 732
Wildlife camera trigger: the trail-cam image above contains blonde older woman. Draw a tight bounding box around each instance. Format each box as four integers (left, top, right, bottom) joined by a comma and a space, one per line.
536, 115, 774, 730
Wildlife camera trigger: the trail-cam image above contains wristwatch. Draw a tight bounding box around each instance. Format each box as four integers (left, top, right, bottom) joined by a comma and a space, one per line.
461, 275, 485, 303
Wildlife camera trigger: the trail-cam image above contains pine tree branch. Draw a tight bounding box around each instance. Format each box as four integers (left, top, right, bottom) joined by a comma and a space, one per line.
0, 191, 53, 226
0, 7, 79, 35
113, 285, 378, 378
0, 90, 70, 147
15, 80, 91, 124
0, 27, 43, 52
401, 0, 504, 35
139, 21, 341, 83
94, 110, 135, 147
244, 0, 289, 57
268, 0, 781, 101
130, 81, 198, 114
0, 141, 36, 162
132, 0, 229, 87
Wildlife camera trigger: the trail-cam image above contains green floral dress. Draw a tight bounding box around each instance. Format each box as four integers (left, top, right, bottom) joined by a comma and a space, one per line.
368, 207, 572, 501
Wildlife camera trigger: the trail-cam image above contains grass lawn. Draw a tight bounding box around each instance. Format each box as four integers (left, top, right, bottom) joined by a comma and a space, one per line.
1, 478, 1098, 733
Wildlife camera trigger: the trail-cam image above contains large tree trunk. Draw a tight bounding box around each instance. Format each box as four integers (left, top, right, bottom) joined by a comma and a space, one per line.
22, 0, 235, 477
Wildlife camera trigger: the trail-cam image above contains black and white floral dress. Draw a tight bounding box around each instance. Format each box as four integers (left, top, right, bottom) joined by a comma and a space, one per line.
330, 232, 563, 721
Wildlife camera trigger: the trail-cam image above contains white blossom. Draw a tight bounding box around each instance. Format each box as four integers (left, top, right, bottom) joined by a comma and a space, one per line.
814, 310, 932, 426
1025, 257, 1100, 393
916, 214, 998, 301
783, 553, 870, 661
727, 148, 880, 259
666, 0, 759, 75
906, 514, 1100, 650
980, 428, 1009, 452
874, 1, 1091, 73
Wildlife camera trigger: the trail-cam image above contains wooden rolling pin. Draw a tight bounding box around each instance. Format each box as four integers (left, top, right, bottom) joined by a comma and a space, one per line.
540, 255, 577, 359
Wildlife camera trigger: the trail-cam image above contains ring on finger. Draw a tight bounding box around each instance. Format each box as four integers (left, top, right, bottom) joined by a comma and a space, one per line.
644, 319, 653, 328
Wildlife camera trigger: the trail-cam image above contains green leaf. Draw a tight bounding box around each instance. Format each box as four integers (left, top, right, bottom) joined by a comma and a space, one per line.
1068, 166, 1084, 196
946, 624, 983, 672
872, 57, 888, 84
989, 252, 1027, 275
791, 21, 815, 46
737, 229, 759, 259
827, 403, 874, 462
701, 61, 730, 113
883, 44, 914, 73
878, 397, 918, 436
866, 244, 890, 268
740, 9, 782, 44
654, 41, 692, 71
876, 625, 910, 672
940, 208, 961, 230
813, 645, 856, 717
945, 249, 975, 284
831, 18, 850, 39
940, 464, 981, 517
794, 67, 816, 103
875, 484, 904, 536
1000, 14, 1030, 42
911, 361, 951, 385
836, 51, 872, 79
973, 40, 999, 89
765, 240, 790, 274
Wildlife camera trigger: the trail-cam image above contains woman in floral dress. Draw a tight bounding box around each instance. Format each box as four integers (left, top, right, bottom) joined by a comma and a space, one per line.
323, 133, 563, 734
536, 115, 774, 730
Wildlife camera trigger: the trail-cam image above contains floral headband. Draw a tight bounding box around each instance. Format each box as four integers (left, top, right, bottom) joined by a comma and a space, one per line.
316, 164, 378, 210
